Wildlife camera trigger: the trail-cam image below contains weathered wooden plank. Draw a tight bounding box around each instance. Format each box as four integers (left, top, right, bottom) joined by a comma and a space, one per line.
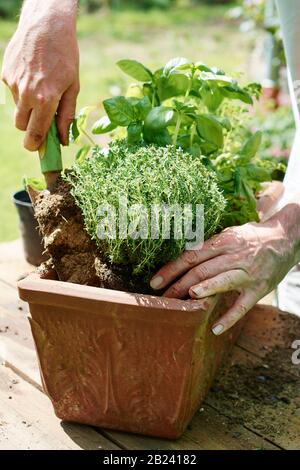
0, 280, 280, 450
0, 283, 38, 385
102, 405, 278, 450
0, 365, 120, 450
237, 304, 300, 379
0, 239, 33, 287
206, 345, 300, 450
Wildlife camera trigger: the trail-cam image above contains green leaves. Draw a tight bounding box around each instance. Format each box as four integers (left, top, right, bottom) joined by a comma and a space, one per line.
221, 84, 253, 104
163, 57, 190, 77
75, 144, 91, 163
127, 122, 143, 145
157, 73, 190, 101
200, 71, 234, 85
23, 176, 46, 192
196, 114, 224, 148
144, 106, 175, 131
117, 59, 153, 82
241, 131, 262, 159
67, 56, 275, 250
70, 106, 95, 143
103, 96, 135, 126
133, 96, 152, 120
92, 116, 117, 135
100, 96, 152, 138
90, 57, 261, 154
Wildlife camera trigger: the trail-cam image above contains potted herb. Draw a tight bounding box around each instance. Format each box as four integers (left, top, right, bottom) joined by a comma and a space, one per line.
18, 58, 282, 438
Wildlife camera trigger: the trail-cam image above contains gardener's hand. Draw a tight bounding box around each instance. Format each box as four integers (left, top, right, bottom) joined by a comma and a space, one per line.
150, 201, 300, 335
1, 0, 79, 150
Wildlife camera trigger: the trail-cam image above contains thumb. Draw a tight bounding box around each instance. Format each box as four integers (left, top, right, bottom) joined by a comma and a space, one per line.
56, 82, 80, 146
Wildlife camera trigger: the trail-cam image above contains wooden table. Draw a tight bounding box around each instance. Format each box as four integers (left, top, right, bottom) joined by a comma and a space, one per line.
0, 240, 300, 450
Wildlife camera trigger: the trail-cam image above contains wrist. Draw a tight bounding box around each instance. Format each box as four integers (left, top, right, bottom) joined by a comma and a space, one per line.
20, 0, 78, 25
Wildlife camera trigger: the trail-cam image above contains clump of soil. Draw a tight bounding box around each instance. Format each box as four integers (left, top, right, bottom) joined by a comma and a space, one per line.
34, 176, 151, 293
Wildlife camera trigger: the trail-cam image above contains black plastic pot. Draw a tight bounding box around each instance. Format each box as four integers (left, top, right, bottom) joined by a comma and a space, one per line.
12, 190, 47, 266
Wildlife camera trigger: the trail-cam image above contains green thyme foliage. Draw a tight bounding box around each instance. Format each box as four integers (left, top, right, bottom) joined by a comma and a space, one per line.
66, 140, 226, 275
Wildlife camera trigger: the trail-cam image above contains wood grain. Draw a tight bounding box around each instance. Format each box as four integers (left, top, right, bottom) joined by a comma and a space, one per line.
0, 365, 120, 450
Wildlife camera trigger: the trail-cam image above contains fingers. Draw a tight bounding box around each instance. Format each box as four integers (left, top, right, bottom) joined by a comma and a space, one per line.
56, 82, 79, 145
23, 96, 59, 151
211, 289, 259, 336
14, 97, 32, 131
189, 269, 249, 299
150, 233, 233, 291
163, 254, 244, 299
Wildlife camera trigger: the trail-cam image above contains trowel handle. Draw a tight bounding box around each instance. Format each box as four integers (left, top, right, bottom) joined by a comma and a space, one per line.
38, 119, 63, 189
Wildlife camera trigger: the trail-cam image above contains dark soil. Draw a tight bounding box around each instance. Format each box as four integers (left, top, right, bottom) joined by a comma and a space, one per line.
34, 176, 152, 293
207, 311, 300, 444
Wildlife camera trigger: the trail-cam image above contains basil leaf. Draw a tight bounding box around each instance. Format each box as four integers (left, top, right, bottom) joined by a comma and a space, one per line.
213, 115, 231, 131
134, 96, 152, 120
144, 126, 172, 146
244, 163, 272, 182
144, 106, 176, 131
23, 177, 46, 192
117, 59, 153, 82
70, 119, 79, 142
196, 114, 224, 148
103, 96, 135, 126
201, 83, 224, 112
92, 116, 117, 135
241, 131, 262, 159
76, 144, 91, 163
200, 71, 234, 85
70, 106, 94, 143
77, 106, 94, 132
163, 57, 190, 77
194, 62, 212, 73
127, 122, 143, 145
199, 140, 218, 155
126, 83, 144, 99
157, 74, 190, 100
221, 85, 253, 104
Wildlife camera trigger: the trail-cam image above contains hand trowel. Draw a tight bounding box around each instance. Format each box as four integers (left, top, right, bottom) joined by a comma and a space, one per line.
27, 119, 63, 204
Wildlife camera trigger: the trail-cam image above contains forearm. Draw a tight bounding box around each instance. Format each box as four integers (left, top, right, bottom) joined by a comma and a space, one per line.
2, 0, 80, 150
20, 0, 78, 26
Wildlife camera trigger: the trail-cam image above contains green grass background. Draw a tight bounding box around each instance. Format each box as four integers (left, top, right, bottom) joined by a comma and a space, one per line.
0, 5, 253, 242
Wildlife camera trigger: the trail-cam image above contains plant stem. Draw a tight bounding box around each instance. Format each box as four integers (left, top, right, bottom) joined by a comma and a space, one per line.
173, 75, 193, 148
173, 114, 182, 148
81, 128, 97, 146
190, 122, 196, 148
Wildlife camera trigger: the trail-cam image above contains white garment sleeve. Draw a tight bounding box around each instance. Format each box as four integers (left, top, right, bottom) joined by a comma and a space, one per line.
275, 0, 300, 205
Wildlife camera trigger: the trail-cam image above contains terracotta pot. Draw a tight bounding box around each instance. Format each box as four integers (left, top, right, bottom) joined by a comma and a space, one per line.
18, 273, 244, 439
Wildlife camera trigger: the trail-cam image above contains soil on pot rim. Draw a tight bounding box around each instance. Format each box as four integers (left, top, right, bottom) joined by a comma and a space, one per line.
34, 176, 153, 294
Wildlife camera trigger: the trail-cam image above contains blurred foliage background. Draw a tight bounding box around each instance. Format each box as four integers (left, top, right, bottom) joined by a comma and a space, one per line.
0, 1, 234, 19
0, 0, 294, 242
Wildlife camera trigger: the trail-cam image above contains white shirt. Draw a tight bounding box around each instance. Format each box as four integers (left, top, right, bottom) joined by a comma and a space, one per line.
276, 0, 300, 205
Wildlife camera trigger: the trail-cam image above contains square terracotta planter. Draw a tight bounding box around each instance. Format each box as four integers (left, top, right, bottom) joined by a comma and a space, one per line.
18, 273, 243, 439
